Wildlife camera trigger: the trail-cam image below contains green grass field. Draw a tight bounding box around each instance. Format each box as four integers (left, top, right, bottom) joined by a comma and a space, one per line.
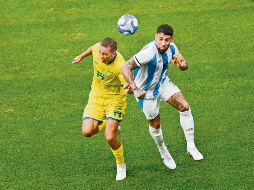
1, 0, 254, 189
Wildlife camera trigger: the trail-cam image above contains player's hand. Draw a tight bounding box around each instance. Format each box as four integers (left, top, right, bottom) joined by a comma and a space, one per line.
172, 57, 187, 70
133, 88, 146, 99
122, 84, 133, 94
172, 57, 180, 66
72, 55, 82, 64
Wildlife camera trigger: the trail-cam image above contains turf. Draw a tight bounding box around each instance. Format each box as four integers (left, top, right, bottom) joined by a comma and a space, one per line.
1, 0, 254, 189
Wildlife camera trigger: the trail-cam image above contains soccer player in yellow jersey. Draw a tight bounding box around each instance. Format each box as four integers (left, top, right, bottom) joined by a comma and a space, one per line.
72, 38, 128, 180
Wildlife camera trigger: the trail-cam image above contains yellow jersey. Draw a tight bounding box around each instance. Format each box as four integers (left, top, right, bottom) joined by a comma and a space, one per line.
90, 43, 127, 97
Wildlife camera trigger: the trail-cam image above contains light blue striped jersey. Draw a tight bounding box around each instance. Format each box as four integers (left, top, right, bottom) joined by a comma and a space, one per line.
133, 41, 179, 99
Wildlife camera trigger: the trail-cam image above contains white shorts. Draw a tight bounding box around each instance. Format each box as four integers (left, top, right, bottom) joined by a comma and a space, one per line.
136, 79, 180, 120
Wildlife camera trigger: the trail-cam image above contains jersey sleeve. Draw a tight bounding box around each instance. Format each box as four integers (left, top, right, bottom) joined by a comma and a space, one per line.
116, 53, 127, 85
133, 45, 154, 67
92, 43, 100, 56
169, 42, 179, 57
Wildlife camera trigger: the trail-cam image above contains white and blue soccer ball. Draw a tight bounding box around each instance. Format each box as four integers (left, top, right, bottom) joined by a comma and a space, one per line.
117, 14, 138, 35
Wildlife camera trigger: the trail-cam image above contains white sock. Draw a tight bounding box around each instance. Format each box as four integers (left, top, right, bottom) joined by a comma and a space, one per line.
149, 125, 165, 149
179, 109, 195, 149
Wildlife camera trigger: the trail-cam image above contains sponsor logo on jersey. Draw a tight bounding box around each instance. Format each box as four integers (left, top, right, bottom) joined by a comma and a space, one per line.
96, 71, 105, 80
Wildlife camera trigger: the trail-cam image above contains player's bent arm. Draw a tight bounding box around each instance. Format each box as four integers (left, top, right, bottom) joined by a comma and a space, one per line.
172, 53, 188, 71
121, 58, 147, 98
122, 84, 133, 94
79, 46, 93, 59
72, 46, 93, 64
121, 57, 138, 90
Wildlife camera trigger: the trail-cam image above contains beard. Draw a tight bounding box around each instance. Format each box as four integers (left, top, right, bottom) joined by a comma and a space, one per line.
158, 46, 169, 53
155, 42, 169, 53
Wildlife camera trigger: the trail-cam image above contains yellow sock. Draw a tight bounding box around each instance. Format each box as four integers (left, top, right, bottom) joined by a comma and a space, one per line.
98, 120, 106, 131
111, 144, 124, 165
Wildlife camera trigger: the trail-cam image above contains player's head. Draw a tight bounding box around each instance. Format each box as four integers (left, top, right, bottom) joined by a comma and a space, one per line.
99, 38, 117, 64
155, 24, 174, 53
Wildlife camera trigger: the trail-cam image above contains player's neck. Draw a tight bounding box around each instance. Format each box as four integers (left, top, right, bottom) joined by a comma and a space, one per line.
104, 53, 117, 65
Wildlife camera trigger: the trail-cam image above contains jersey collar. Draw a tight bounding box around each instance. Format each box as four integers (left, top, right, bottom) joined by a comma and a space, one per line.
105, 53, 117, 65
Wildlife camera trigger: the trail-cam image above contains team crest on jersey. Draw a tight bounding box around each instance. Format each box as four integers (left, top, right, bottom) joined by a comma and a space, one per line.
113, 110, 123, 118
106, 70, 113, 75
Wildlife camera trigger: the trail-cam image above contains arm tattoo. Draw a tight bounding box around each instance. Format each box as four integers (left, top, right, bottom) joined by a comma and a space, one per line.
171, 92, 189, 112
127, 58, 138, 70
121, 58, 138, 89
172, 93, 184, 105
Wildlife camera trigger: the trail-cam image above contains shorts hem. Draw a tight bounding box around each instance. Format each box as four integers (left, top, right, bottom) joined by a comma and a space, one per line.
82, 117, 103, 123
106, 117, 121, 123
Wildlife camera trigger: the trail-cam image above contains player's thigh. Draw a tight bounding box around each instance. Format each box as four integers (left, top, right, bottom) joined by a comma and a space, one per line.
82, 118, 100, 135
166, 92, 189, 111
104, 119, 119, 140
105, 96, 126, 122
82, 96, 106, 135
82, 96, 106, 122
160, 79, 181, 102
159, 79, 189, 111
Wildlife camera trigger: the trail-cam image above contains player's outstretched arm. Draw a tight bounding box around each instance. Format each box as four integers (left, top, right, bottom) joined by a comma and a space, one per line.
72, 46, 93, 64
121, 58, 146, 98
172, 53, 188, 71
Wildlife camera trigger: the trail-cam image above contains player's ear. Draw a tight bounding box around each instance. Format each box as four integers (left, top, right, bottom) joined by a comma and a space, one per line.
112, 51, 117, 56
170, 35, 174, 42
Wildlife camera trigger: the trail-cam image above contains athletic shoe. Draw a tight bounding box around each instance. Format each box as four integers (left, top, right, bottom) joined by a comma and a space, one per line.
187, 147, 204, 161
116, 163, 126, 181
159, 145, 176, 170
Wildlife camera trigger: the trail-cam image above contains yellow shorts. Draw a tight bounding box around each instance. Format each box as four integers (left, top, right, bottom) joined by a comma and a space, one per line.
82, 94, 126, 122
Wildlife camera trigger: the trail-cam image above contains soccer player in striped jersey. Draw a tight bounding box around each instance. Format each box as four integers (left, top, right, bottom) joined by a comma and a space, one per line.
72, 38, 128, 180
121, 24, 203, 170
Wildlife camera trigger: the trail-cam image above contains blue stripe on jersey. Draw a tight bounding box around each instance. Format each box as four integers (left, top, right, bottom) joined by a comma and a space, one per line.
138, 98, 144, 109
133, 67, 140, 80
144, 55, 157, 91
153, 52, 169, 97
161, 51, 169, 78
170, 44, 175, 56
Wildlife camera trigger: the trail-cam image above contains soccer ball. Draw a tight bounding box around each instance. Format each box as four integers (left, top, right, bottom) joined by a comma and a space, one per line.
117, 14, 138, 35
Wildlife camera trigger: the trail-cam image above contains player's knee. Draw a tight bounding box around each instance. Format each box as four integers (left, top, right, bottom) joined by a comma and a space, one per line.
178, 102, 190, 112
82, 127, 94, 137
149, 116, 161, 129
151, 121, 160, 129
82, 130, 93, 137
105, 133, 115, 143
